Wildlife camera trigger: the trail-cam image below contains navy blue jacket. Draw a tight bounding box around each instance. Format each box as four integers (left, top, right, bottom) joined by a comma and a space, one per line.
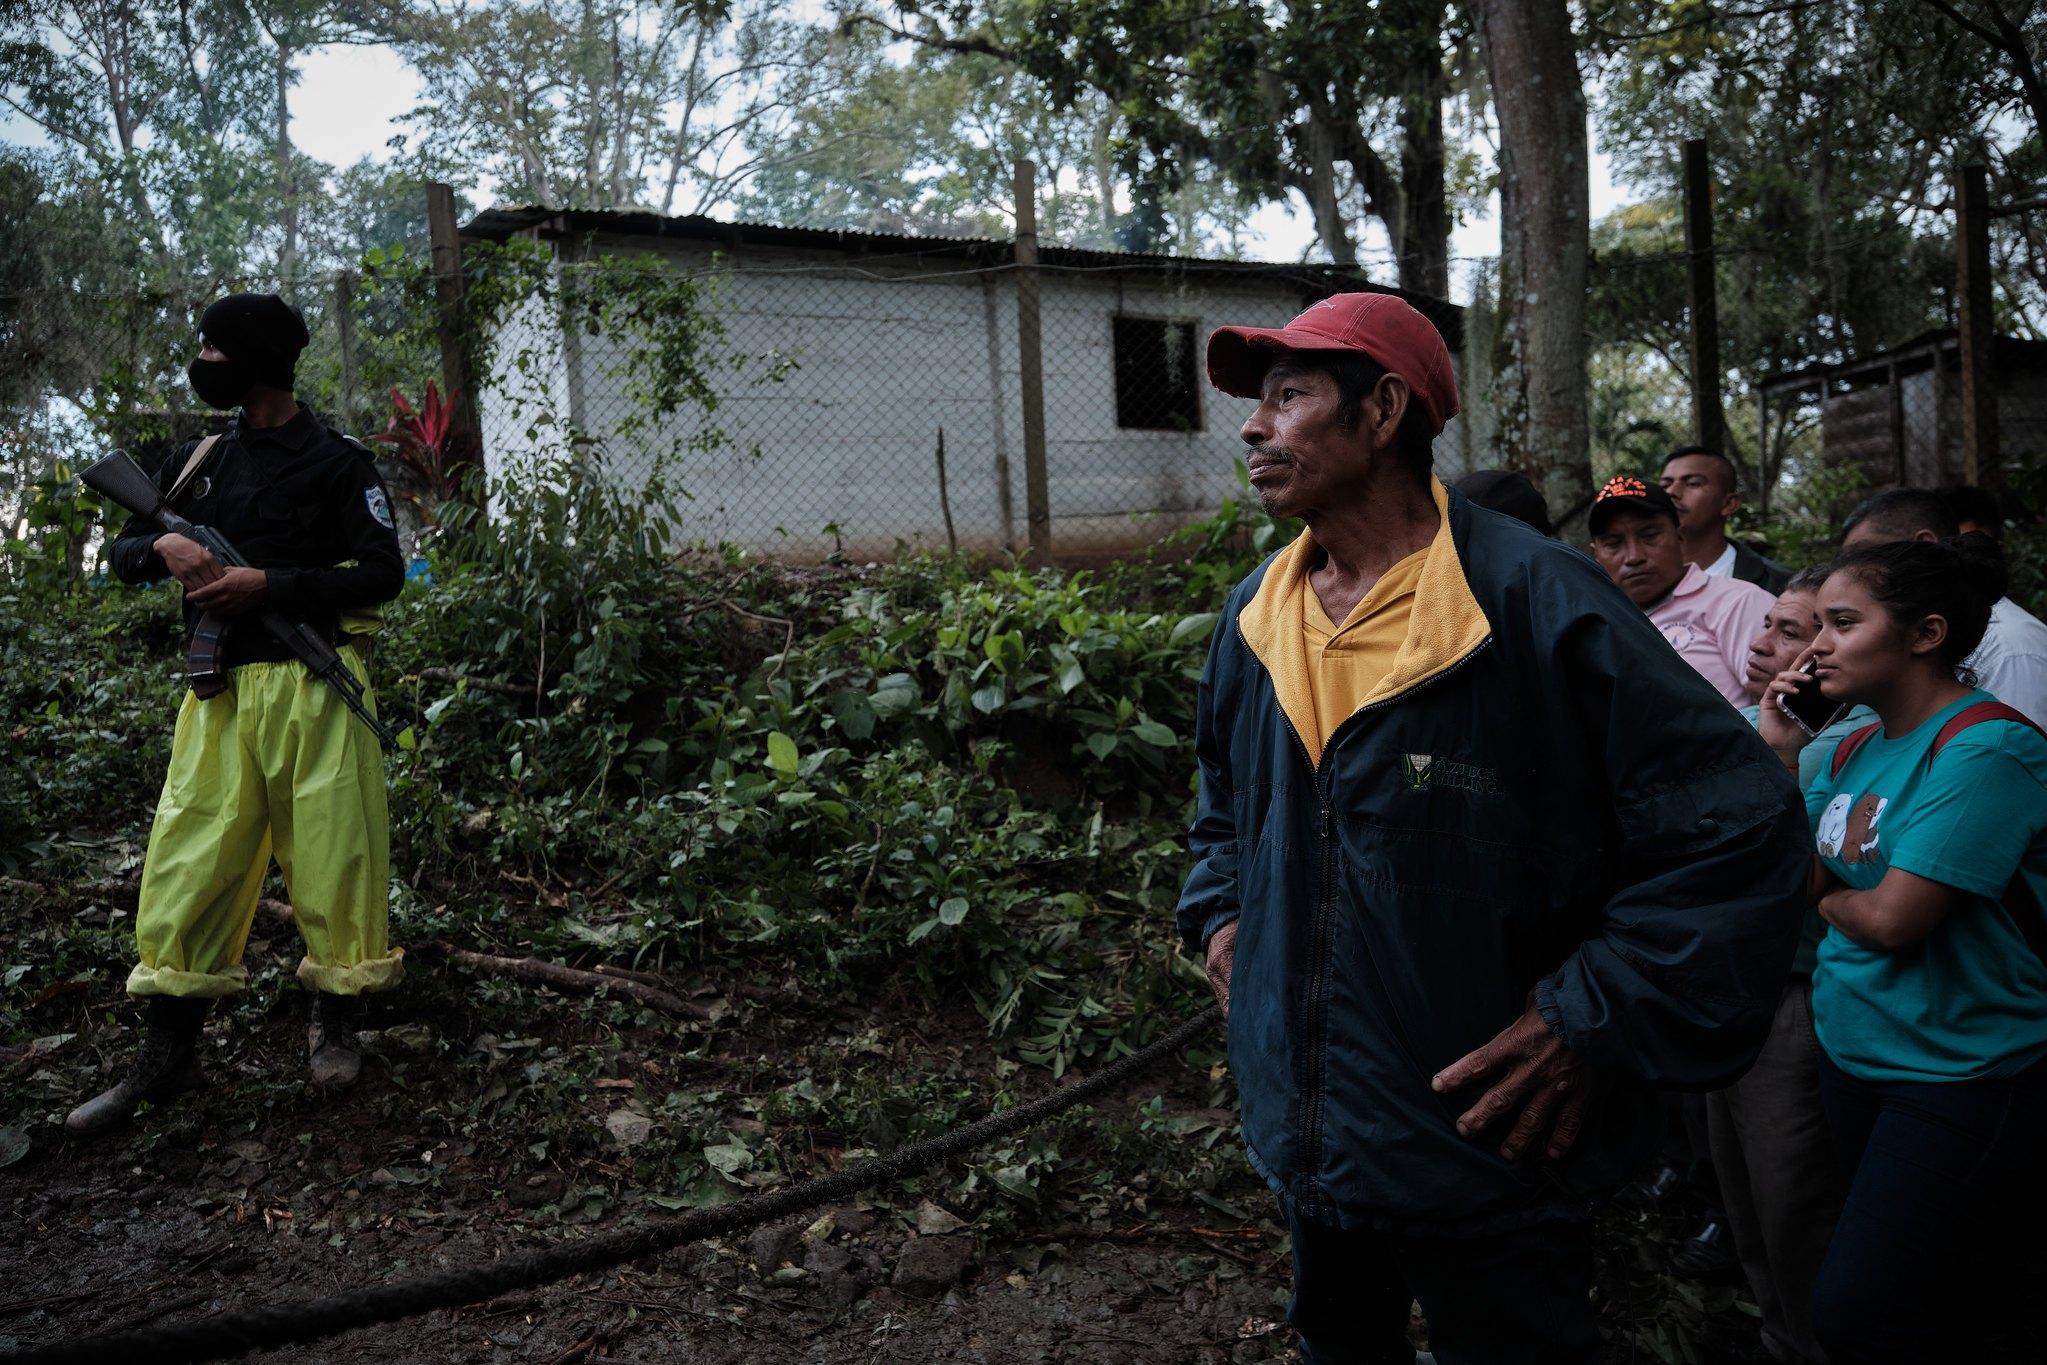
1177, 486, 1808, 1233
109, 406, 403, 666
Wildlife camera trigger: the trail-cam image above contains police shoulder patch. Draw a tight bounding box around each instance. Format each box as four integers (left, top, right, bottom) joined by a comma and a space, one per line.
365, 484, 395, 529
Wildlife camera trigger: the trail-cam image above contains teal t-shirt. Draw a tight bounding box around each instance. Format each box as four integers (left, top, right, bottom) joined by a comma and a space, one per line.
1743, 703, 1877, 976
1805, 691, 2047, 1082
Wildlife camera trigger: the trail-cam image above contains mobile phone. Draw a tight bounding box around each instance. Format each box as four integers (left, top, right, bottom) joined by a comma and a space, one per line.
1776, 659, 1847, 737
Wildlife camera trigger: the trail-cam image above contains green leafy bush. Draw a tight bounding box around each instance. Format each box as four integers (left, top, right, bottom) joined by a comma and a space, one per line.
0, 576, 183, 866
344, 464, 1271, 1070
2, 458, 1281, 1073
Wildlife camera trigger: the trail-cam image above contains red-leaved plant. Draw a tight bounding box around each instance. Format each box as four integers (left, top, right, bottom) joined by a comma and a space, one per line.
371, 382, 466, 524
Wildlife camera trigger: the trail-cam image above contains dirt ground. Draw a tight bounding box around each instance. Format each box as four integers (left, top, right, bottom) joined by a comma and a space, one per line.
2, 1053, 1297, 1364
2, 886, 1770, 1365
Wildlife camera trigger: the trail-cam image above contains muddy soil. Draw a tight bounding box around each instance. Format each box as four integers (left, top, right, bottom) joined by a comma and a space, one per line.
3, 891, 1771, 1364
4, 1029, 1296, 1363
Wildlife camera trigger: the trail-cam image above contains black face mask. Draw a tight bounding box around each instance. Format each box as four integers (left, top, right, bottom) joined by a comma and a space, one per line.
187, 356, 256, 411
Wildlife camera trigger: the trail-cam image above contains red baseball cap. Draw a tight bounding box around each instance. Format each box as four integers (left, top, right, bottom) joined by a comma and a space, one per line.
1206, 292, 1460, 435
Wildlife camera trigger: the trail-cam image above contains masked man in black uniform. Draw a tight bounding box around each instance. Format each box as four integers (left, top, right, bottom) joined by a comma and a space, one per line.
68, 293, 407, 1135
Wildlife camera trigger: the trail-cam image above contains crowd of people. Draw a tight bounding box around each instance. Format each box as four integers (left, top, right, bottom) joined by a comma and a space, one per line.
1462, 453, 2047, 1363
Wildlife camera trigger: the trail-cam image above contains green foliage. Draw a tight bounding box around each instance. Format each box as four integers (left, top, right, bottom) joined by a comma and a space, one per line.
738, 6, 1257, 251
0, 578, 183, 859
0, 450, 1288, 1062
348, 465, 1267, 1069
992, 0, 1464, 274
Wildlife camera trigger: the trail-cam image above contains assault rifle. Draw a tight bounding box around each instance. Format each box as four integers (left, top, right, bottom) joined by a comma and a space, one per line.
81, 448, 401, 753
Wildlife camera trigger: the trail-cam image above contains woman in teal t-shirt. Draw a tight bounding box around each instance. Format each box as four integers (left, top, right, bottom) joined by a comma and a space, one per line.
1756, 533, 2047, 1364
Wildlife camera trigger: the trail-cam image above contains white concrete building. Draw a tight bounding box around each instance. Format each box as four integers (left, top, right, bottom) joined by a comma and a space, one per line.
463, 208, 1464, 560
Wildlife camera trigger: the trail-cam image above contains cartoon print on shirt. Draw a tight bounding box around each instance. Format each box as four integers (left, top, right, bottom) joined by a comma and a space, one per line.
1843, 794, 1890, 864
1816, 792, 1855, 858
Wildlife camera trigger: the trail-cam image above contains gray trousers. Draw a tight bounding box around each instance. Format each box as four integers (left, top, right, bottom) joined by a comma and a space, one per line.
1705, 976, 1843, 1365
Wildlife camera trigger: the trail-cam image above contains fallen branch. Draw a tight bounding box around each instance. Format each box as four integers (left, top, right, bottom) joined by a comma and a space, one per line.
443, 949, 708, 1020
254, 900, 706, 1021
586, 963, 672, 989
717, 600, 795, 684
413, 667, 538, 701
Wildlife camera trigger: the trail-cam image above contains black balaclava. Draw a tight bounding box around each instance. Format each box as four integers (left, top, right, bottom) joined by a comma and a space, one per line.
188, 293, 310, 411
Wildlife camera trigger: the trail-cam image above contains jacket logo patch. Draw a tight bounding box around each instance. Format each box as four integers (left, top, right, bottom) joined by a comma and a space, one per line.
1403, 753, 1501, 795
365, 485, 395, 529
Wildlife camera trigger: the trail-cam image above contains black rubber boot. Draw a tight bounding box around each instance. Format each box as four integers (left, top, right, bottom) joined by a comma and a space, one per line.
307, 993, 362, 1090
65, 996, 209, 1135
1619, 1163, 1686, 1211
1672, 1211, 1739, 1280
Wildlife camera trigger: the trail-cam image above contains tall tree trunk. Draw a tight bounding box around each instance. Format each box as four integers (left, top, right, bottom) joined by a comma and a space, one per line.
1395, 62, 1449, 299
662, 24, 710, 214
275, 44, 298, 282
1300, 111, 1358, 265
1470, 0, 1590, 532
1090, 109, 1118, 241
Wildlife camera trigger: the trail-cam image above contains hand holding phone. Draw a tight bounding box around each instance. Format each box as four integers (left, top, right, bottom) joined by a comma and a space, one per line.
1774, 656, 1847, 738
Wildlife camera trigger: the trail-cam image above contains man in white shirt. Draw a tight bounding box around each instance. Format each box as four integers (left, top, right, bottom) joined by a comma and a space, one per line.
1661, 446, 1791, 592
1840, 488, 2047, 725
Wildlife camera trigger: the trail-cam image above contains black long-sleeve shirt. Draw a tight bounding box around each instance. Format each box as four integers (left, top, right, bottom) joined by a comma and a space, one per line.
109, 405, 405, 667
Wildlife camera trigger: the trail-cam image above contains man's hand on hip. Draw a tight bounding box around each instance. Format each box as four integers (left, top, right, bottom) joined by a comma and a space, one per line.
1204, 920, 1238, 1020
1431, 996, 1591, 1162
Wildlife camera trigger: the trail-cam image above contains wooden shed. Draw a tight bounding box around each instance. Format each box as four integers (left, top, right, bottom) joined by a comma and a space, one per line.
1758, 329, 2047, 490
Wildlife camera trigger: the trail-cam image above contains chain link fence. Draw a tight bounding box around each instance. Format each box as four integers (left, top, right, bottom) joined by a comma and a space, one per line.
1762, 185, 2047, 499
2, 232, 1473, 572
468, 233, 1472, 562
2, 267, 438, 577
1582, 168, 2047, 564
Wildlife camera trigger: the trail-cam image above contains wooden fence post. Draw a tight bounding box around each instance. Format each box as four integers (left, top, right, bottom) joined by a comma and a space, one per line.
1013, 160, 1053, 565
1682, 138, 1724, 456
425, 181, 485, 481
333, 269, 358, 436
1956, 163, 1998, 485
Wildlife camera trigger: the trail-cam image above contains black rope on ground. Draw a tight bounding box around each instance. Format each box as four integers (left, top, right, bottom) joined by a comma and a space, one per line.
3, 1005, 1220, 1365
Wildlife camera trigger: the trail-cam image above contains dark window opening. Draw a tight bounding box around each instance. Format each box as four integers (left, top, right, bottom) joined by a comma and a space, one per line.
1113, 316, 1202, 432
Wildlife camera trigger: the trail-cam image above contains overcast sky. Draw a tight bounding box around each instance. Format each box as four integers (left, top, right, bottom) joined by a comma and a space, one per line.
9, 39, 1630, 305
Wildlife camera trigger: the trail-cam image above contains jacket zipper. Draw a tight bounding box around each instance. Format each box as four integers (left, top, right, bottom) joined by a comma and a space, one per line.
1271, 638, 1493, 1222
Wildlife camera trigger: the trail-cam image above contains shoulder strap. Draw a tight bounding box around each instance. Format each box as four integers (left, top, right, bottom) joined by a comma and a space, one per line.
1930, 700, 2046, 755
1830, 721, 1883, 779
1927, 700, 2047, 966
164, 433, 223, 507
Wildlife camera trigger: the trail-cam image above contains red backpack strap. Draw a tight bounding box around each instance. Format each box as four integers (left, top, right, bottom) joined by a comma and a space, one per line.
1830, 722, 1883, 779
1930, 700, 2047, 966
1930, 700, 2047, 755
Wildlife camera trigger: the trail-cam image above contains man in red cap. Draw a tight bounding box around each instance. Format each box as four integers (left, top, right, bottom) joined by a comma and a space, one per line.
1179, 292, 1809, 1362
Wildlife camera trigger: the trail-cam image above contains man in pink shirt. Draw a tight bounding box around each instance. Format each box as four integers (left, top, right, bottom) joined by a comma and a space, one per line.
1589, 476, 1776, 707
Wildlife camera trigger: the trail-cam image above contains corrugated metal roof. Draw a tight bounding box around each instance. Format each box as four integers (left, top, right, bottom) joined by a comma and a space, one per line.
1759, 327, 2047, 392
460, 205, 1463, 344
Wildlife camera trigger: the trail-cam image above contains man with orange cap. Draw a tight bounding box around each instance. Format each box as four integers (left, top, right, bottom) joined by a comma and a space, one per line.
1177, 292, 1809, 1362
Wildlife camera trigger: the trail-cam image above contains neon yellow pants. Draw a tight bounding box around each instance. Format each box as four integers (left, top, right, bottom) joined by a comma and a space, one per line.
128, 646, 403, 999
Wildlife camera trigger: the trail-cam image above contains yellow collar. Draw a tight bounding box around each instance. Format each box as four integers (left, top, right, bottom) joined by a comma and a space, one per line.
1237, 476, 1492, 766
